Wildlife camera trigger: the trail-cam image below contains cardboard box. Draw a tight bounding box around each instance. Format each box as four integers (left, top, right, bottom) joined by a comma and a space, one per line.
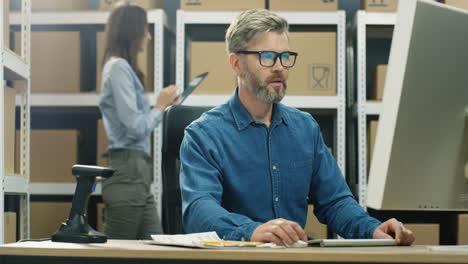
30, 202, 71, 239
15, 31, 81, 93
269, 0, 338, 11
97, 203, 106, 232
454, 214, 468, 245
288, 32, 336, 96
4, 212, 16, 243
181, 0, 265, 11
404, 224, 439, 245
440, 0, 468, 10
371, 64, 387, 100
4, 0, 9, 46
97, 119, 109, 167
189, 41, 236, 94
4, 86, 16, 175
96, 32, 154, 92
30, 0, 90, 11
361, 0, 399, 12
99, 0, 163, 10
16, 130, 79, 182
368, 120, 378, 168
304, 205, 327, 239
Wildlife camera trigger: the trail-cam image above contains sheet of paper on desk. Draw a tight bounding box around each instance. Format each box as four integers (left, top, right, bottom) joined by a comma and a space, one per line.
146, 232, 223, 248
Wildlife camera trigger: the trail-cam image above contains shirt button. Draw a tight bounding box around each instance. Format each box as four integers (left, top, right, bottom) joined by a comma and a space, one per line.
272, 165, 277, 170
275, 197, 279, 202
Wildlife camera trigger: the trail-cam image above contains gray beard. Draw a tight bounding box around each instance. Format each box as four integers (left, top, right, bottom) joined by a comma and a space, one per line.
241, 69, 287, 104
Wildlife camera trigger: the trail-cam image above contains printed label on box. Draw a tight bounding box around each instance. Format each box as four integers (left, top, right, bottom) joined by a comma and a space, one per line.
309, 64, 333, 92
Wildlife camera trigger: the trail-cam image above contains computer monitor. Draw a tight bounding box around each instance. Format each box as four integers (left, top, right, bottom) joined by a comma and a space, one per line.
367, 0, 468, 211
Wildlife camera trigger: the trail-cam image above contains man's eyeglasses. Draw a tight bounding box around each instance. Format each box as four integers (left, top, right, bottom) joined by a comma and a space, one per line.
236, 51, 298, 68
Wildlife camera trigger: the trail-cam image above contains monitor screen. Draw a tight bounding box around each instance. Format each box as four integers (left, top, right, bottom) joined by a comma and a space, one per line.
367, 0, 468, 211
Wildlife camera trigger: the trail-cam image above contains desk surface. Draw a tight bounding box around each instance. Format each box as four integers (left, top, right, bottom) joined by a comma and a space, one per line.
1, 240, 468, 264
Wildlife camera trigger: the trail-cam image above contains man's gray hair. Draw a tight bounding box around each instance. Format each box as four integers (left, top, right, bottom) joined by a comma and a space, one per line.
225, 9, 289, 53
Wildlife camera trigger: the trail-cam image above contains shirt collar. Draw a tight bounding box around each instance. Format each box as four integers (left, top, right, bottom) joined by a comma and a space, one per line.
228, 88, 289, 131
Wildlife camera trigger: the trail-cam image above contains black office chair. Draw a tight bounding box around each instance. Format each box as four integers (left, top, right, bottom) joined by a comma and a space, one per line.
161, 105, 212, 234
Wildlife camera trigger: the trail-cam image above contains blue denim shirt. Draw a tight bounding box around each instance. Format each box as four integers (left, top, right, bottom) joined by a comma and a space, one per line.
180, 89, 381, 241
99, 57, 162, 155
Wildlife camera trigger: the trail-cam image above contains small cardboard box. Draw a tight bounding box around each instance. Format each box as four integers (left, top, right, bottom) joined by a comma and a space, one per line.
454, 214, 468, 245
304, 205, 327, 239
440, 0, 468, 10
371, 64, 387, 100
97, 203, 106, 232
404, 224, 439, 245
99, 0, 163, 10
15, 31, 81, 93
4, 212, 17, 243
96, 31, 154, 92
368, 120, 378, 167
4, 86, 16, 175
361, 0, 399, 12
181, 0, 265, 11
269, 0, 338, 11
16, 130, 79, 183
189, 41, 236, 94
288, 32, 336, 96
27, 0, 90, 11
97, 119, 109, 167
30, 202, 71, 239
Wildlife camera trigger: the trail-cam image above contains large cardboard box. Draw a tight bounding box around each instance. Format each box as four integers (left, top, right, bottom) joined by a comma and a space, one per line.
440, 0, 468, 10
269, 0, 338, 11
4, 212, 16, 243
4, 86, 16, 175
371, 64, 387, 101
16, 130, 79, 182
304, 205, 327, 239
189, 41, 236, 94
4, 0, 9, 46
361, 0, 399, 12
96, 32, 154, 92
288, 32, 336, 96
181, 0, 265, 10
15, 31, 81, 93
30, 202, 71, 239
368, 120, 378, 168
404, 224, 439, 245
97, 203, 106, 232
97, 119, 109, 167
30, 0, 90, 11
99, 0, 163, 10
454, 214, 468, 245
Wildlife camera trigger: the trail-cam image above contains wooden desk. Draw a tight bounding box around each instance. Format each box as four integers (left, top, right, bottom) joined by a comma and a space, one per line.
0, 240, 467, 264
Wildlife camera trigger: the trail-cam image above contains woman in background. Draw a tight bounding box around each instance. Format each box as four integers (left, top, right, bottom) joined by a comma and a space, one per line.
98, 2, 179, 239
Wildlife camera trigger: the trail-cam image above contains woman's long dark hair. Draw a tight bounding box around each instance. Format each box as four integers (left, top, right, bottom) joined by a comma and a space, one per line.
103, 2, 147, 87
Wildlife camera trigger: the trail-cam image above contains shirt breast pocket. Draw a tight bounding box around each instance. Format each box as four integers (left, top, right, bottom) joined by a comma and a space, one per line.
286, 159, 313, 202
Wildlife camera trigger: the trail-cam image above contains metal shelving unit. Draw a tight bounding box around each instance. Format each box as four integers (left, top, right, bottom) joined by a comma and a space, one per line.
1, 0, 31, 244
176, 10, 347, 173
347, 11, 396, 208
9, 10, 168, 223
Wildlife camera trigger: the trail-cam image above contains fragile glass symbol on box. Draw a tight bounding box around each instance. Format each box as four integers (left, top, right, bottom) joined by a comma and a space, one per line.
309, 64, 332, 91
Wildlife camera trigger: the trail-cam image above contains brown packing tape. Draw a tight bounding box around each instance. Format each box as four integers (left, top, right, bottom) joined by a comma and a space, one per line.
181, 0, 265, 10
269, 0, 338, 11
96, 32, 154, 92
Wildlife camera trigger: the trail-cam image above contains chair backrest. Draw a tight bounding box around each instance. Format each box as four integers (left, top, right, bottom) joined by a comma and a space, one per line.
161, 105, 212, 234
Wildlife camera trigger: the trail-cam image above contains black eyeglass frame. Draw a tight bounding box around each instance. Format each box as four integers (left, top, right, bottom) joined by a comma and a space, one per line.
236, 50, 298, 68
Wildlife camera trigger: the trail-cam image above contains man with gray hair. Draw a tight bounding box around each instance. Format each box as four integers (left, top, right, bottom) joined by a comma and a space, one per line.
180, 9, 414, 246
